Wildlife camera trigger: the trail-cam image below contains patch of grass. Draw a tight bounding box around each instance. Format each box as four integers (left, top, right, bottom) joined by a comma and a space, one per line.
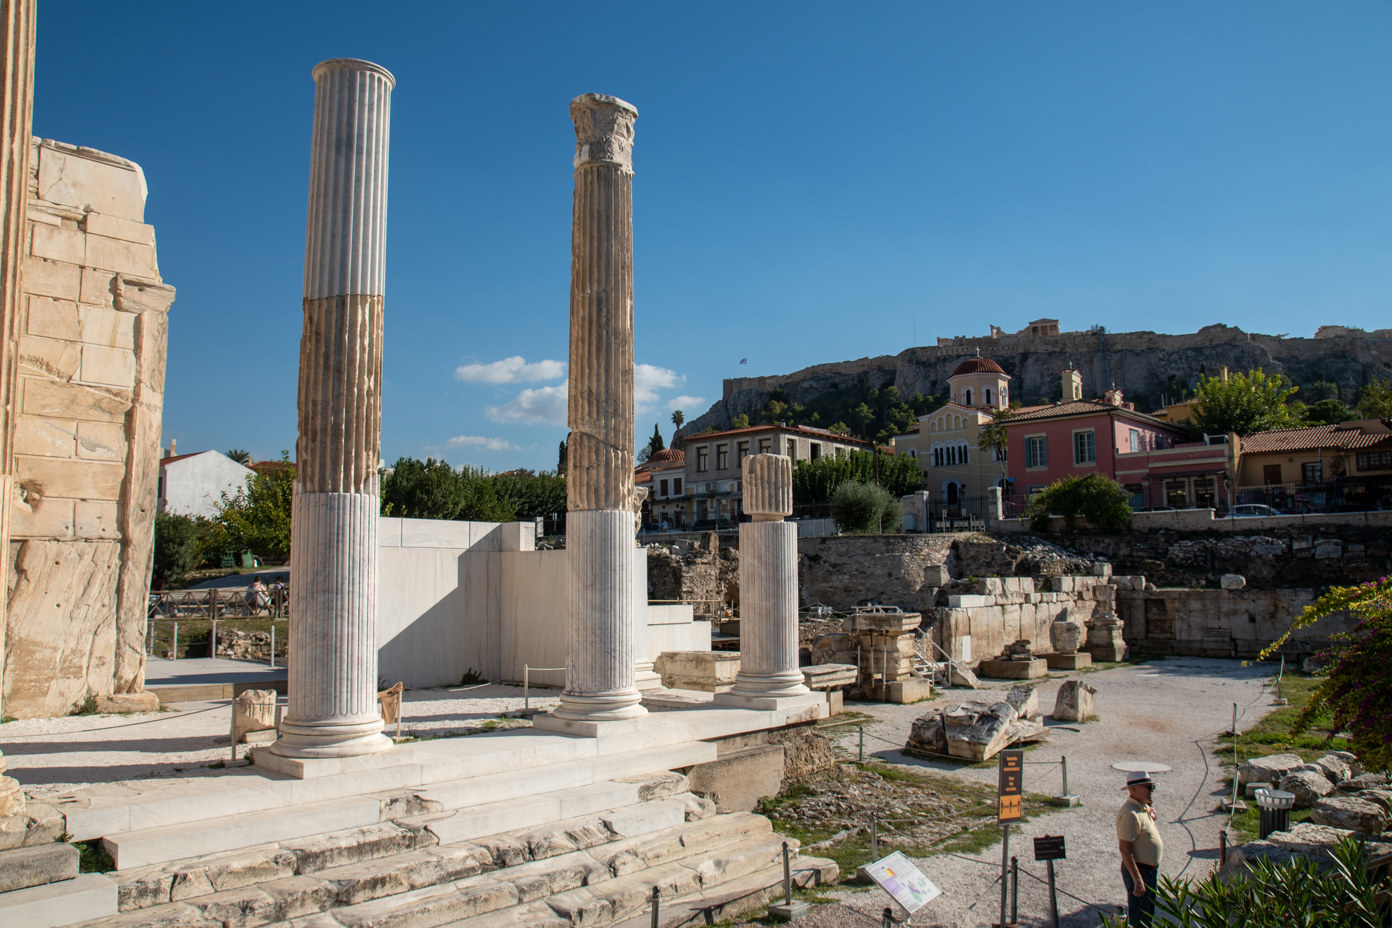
70, 696, 100, 717
1212, 675, 1347, 768
75, 840, 114, 873
207, 759, 225, 769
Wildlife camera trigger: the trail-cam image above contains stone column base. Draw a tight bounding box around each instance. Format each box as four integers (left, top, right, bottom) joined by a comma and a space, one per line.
269, 717, 392, 759
713, 690, 825, 712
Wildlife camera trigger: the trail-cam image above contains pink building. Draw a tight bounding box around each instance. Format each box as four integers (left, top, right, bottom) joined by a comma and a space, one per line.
1002, 369, 1189, 511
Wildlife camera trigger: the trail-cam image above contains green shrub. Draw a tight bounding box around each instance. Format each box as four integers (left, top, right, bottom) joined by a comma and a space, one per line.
829, 481, 899, 534
1025, 474, 1131, 533
1099, 835, 1390, 927
152, 512, 216, 589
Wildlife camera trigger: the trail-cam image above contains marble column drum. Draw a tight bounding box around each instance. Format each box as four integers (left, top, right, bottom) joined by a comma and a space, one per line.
272, 58, 394, 759
553, 93, 645, 723
718, 454, 812, 709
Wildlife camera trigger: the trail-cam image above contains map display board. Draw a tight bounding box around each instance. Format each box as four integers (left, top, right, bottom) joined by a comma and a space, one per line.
861, 851, 942, 914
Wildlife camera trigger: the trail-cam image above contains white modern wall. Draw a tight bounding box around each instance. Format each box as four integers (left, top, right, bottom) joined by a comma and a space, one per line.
376, 517, 707, 689
159, 451, 254, 518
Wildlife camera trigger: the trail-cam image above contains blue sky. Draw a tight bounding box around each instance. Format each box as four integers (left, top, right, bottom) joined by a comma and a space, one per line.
35, 2, 1392, 472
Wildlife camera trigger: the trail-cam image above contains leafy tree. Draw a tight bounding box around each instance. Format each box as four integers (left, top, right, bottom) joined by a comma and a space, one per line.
152, 512, 217, 589
1098, 835, 1389, 928
829, 480, 899, 534
828, 421, 850, 435
215, 453, 295, 560
1304, 398, 1356, 426
456, 465, 518, 522
557, 439, 567, 475
976, 407, 1014, 478
729, 413, 751, 429
1260, 577, 1392, 772
1297, 380, 1341, 404
380, 457, 468, 519
671, 409, 684, 430
1357, 379, 1392, 419
493, 470, 566, 520
792, 450, 924, 508
1025, 474, 1131, 533
225, 449, 251, 464
1192, 368, 1305, 436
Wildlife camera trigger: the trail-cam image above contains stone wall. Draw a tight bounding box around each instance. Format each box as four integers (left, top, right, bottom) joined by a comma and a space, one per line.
3, 140, 174, 718
1114, 583, 1349, 659
798, 533, 956, 613
931, 575, 1106, 666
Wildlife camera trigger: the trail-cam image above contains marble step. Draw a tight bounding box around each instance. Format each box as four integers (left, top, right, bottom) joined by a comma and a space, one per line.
0, 873, 119, 928
102, 795, 387, 870
101, 807, 772, 928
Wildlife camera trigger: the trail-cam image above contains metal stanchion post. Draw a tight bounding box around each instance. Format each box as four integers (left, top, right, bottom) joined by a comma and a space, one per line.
649, 886, 659, 928
173, 621, 179, 660
211, 619, 218, 659
524, 665, 530, 712
859, 724, 865, 762
270, 624, 276, 670
870, 812, 879, 858
1015, 853, 1024, 922
1046, 859, 1059, 928
882, 908, 895, 928
999, 823, 1011, 928
781, 841, 793, 904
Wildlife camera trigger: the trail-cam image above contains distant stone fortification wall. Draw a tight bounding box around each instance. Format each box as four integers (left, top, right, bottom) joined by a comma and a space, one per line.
692, 322, 1392, 434
3, 140, 175, 718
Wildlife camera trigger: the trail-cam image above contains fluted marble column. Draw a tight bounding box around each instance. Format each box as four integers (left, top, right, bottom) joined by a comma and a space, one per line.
271, 59, 394, 759
552, 94, 645, 723
717, 455, 813, 709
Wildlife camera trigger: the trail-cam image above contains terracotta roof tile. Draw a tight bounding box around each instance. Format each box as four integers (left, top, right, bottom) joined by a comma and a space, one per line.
1239, 421, 1392, 454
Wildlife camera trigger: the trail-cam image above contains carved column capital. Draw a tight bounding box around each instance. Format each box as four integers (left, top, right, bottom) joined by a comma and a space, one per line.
571, 94, 637, 172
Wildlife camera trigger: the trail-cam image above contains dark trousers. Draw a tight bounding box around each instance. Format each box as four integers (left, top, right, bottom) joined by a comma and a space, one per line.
1122, 863, 1158, 927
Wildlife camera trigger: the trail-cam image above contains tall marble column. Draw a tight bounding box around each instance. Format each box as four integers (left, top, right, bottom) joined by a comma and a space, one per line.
552, 94, 645, 722
271, 59, 394, 759
717, 455, 813, 709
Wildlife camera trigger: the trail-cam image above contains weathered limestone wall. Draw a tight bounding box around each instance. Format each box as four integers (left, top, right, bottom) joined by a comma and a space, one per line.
4, 139, 174, 718
931, 575, 1106, 666
798, 533, 957, 613
1115, 582, 1348, 659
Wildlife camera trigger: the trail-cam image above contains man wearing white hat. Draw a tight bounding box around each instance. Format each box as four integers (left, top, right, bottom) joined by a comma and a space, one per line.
1117, 770, 1163, 927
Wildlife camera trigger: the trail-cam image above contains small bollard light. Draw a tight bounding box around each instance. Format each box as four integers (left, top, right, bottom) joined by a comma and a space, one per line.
1254, 788, 1295, 838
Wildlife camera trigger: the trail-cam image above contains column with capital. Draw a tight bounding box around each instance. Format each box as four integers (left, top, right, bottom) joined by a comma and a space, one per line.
270, 58, 395, 759
716, 455, 820, 710
551, 94, 646, 723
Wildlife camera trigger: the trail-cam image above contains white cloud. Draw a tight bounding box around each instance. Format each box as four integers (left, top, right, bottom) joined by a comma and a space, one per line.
445, 435, 519, 452
486, 382, 568, 425
455, 356, 565, 384
634, 364, 681, 406
668, 394, 706, 412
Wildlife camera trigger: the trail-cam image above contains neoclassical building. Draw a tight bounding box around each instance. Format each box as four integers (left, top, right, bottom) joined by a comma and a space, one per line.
893, 357, 1012, 509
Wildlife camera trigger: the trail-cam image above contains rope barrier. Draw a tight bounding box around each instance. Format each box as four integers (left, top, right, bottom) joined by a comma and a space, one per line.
0, 702, 227, 740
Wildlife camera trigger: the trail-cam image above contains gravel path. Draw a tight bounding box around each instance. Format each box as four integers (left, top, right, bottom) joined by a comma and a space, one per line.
747, 657, 1277, 928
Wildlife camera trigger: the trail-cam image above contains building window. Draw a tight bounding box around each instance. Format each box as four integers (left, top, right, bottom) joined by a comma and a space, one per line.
1026, 436, 1047, 469
696, 447, 709, 473
1129, 428, 1141, 453
1193, 477, 1216, 509
1356, 450, 1392, 471
963, 388, 973, 406
1302, 462, 1322, 485
984, 387, 993, 406
659, 479, 668, 497
736, 441, 749, 466
786, 439, 796, 460
1165, 478, 1188, 509
674, 478, 682, 495
907, 448, 917, 458
810, 443, 821, 460
1074, 430, 1096, 465
716, 444, 728, 470
758, 437, 770, 453
994, 446, 1007, 463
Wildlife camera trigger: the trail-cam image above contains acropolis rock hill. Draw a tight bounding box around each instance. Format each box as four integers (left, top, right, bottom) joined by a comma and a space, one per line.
686, 323, 1392, 433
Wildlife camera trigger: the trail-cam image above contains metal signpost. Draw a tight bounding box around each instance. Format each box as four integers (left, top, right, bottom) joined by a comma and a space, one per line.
1033, 835, 1066, 928
996, 749, 1023, 927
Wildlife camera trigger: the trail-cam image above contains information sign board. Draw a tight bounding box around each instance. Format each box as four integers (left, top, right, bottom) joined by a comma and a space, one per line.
860, 851, 942, 914
1033, 835, 1066, 861
998, 749, 1023, 823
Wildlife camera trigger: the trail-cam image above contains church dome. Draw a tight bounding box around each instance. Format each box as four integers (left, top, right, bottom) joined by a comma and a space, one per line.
647, 448, 684, 464
952, 357, 1006, 376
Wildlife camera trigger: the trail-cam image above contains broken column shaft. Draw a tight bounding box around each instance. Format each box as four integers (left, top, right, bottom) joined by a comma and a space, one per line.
718, 454, 812, 708
553, 94, 645, 722
272, 58, 395, 759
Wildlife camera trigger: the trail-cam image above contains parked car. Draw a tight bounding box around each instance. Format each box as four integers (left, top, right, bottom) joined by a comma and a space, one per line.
1225, 504, 1283, 518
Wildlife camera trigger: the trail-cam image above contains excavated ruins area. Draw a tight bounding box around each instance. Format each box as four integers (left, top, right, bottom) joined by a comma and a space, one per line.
728, 657, 1278, 928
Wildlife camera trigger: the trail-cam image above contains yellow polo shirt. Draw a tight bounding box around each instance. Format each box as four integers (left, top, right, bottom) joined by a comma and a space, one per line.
1116, 797, 1163, 867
